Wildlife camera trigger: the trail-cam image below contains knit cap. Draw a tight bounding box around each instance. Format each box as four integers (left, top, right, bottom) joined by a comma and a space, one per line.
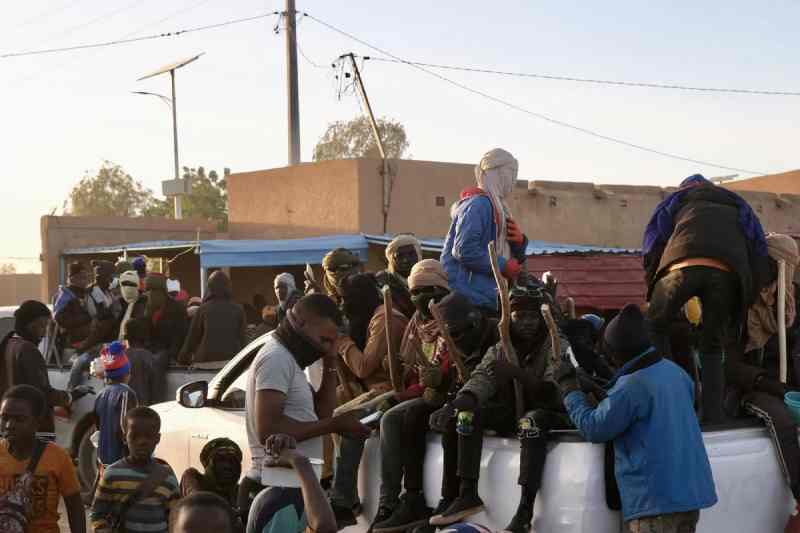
408, 259, 449, 291
603, 304, 651, 359
101, 341, 131, 380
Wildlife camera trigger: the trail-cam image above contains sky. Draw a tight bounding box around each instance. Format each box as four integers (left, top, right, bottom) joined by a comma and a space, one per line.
1, 0, 798, 272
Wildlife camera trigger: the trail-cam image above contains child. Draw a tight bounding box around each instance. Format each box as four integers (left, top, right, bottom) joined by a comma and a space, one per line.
125, 318, 154, 406
94, 341, 138, 468
91, 406, 180, 533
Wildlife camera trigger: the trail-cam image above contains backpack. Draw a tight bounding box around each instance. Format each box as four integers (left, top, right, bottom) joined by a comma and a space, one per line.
0, 440, 47, 533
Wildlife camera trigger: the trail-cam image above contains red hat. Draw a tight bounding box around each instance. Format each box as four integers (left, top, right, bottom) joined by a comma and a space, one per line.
101, 341, 131, 379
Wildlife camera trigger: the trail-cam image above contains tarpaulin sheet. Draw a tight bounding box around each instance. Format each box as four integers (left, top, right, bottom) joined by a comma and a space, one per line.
199, 234, 369, 268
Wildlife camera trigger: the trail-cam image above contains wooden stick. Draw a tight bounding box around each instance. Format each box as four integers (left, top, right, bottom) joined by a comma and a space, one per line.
779, 259, 788, 384
382, 286, 404, 393
487, 241, 525, 418
428, 300, 468, 383
541, 303, 562, 364
333, 390, 395, 416
565, 297, 576, 319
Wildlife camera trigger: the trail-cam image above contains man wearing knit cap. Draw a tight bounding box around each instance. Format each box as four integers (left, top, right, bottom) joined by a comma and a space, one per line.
320, 248, 361, 306
441, 149, 529, 315
369, 259, 451, 531
557, 304, 717, 533
94, 341, 138, 467
425, 276, 570, 530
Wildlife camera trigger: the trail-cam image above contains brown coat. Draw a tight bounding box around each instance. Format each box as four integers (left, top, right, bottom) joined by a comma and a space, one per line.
337, 304, 409, 395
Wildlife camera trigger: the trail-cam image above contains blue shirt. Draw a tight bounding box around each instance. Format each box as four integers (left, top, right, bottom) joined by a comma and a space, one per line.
94, 382, 137, 465
564, 351, 717, 521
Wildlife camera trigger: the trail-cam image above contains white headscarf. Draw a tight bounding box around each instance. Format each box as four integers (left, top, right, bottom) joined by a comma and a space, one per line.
475, 148, 518, 259
274, 273, 297, 305
118, 270, 140, 341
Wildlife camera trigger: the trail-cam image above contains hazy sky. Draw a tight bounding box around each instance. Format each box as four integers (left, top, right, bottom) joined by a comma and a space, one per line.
1, 0, 798, 272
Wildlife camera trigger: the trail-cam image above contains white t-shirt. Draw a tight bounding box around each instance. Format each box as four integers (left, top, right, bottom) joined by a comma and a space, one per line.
245, 332, 319, 480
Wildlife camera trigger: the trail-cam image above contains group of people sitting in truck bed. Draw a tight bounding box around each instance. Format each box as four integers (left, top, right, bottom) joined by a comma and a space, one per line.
2, 148, 800, 533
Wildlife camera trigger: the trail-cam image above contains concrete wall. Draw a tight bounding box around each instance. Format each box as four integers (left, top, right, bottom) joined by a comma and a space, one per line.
41, 216, 216, 300
0, 274, 42, 306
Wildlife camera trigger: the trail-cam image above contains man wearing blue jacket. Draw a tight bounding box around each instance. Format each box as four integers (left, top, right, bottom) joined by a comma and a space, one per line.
441, 149, 527, 314
557, 304, 717, 533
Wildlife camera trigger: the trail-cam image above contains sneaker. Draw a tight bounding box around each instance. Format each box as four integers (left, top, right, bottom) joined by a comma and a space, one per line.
786, 502, 800, 533
366, 506, 394, 533
500, 502, 533, 533
429, 494, 485, 526
331, 502, 358, 531
373, 492, 431, 532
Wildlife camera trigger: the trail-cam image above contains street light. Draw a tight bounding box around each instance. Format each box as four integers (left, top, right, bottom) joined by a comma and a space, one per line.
135, 52, 204, 219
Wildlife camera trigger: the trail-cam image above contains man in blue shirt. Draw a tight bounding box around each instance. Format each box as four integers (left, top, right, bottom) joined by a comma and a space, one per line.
557, 304, 717, 533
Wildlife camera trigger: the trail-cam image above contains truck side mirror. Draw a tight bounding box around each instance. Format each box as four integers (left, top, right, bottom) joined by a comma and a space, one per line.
177, 381, 208, 409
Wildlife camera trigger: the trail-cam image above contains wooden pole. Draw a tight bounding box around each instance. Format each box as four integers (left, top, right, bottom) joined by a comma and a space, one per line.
779, 259, 788, 384
382, 286, 404, 393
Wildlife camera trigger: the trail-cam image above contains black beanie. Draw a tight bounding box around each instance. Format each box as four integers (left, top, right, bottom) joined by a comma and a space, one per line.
603, 304, 651, 359
438, 292, 478, 327
14, 300, 51, 337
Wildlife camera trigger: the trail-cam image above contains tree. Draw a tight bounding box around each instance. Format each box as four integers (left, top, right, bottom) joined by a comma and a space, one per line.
0, 263, 16, 275
313, 116, 409, 161
142, 166, 229, 230
65, 161, 155, 217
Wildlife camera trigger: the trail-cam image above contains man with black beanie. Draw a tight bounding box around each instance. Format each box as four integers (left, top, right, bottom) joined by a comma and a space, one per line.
556, 304, 717, 533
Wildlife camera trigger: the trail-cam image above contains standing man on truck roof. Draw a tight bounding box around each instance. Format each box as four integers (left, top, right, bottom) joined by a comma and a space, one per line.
557, 304, 717, 533
643, 173, 769, 424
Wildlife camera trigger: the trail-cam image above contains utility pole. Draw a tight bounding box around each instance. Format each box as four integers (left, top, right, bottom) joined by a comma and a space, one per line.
170, 69, 182, 218
286, 0, 300, 165
342, 53, 392, 233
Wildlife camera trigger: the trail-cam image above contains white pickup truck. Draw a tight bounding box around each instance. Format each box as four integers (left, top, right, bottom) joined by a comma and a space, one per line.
154, 333, 797, 533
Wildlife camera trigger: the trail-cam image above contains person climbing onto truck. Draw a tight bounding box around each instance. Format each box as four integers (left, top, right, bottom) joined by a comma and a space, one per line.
424, 276, 570, 530
557, 304, 717, 533
329, 273, 410, 529
441, 148, 528, 316
421, 292, 499, 529
369, 259, 451, 532
643, 173, 769, 423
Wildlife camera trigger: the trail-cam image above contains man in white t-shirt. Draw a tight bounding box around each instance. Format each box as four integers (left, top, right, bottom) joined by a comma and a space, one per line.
242, 294, 371, 525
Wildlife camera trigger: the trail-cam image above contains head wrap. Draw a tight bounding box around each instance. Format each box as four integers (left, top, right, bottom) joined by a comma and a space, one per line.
206, 271, 232, 301
132, 256, 147, 277
509, 276, 546, 312
603, 304, 652, 360
119, 271, 140, 304
200, 437, 242, 469
13, 300, 51, 342
274, 273, 298, 306
746, 233, 800, 352
385, 235, 422, 275
322, 248, 360, 301
475, 148, 518, 260
408, 259, 449, 291
101, 341, 131, 380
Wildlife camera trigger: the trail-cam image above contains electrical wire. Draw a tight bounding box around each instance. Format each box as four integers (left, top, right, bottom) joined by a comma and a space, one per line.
303, 12, 766, 175
364, 57, 800, 97
120, 0, 215, 39
1, 11, 280, 59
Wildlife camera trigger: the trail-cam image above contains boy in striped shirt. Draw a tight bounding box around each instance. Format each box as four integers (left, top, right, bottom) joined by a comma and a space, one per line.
91, 406, 180, 533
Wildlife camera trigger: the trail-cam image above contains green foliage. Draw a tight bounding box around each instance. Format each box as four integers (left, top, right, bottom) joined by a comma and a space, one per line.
312, 116, 409, 161
66, 162, 229, 230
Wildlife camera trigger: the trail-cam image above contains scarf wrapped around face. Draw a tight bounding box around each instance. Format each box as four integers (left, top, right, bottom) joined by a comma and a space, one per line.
475, 148, 518, 260
746, 233, 799, 352
322, 248, 360, 303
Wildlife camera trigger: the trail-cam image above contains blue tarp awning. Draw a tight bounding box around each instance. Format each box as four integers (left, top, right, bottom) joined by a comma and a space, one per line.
198, 234, 369, 268
363, 234, 638, 255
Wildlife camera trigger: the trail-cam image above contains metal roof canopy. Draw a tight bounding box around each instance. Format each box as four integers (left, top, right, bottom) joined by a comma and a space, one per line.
199, 235, 369, 268
62, 240, 196, 256
137, 53, 204, 81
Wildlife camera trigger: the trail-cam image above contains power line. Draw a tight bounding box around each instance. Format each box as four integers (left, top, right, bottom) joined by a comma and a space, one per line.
120, 0, 215, 39
303, 12, 766, 175
364, 57, 800, 97
1, 11, 280, 59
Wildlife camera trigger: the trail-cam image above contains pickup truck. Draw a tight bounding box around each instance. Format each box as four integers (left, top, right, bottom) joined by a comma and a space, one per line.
155, 333, 797, 533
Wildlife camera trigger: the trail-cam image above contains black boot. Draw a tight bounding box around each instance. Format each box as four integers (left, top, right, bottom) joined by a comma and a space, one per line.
373, 491, 430, 532
501, 488, 534, 533
429, 480, 484, 526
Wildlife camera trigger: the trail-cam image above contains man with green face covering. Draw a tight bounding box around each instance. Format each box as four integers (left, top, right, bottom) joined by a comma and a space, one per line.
181, 438, 243, 509
320, 248, 361, 306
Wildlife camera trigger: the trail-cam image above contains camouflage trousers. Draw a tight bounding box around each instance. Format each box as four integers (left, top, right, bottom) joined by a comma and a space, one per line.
626, 510, 700, 533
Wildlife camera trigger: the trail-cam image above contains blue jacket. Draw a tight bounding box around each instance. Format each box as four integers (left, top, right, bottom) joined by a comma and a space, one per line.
441, 194, 524, 311
564, 349, 717, 521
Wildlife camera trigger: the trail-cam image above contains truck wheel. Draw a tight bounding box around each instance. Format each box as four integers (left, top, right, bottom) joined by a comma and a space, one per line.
77, 425, 98, 501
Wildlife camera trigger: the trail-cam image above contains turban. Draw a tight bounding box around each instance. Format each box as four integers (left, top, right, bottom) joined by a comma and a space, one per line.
408, 259, 449, 292
385, 235, 422, 271
200, 437, 242, 468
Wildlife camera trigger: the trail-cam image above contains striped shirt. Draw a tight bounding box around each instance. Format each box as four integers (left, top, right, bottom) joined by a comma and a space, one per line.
90, 458, 180, 533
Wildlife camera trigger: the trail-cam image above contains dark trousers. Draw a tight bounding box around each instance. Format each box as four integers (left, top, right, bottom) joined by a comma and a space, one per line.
743, 391, 800, 499
439, 404, 569, 501
648, 266, 740, 423
149, 350, 170, 402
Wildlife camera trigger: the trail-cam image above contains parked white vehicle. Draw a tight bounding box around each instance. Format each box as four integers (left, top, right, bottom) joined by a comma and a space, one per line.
155, 333, 797, 532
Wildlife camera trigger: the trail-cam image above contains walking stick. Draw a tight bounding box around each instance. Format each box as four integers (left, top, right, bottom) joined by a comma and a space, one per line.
488, 242, 525, 419
541, 303, 562, 365
565, 297, 576, 319
778, 259, 788, 384
382, 286, 404, 393
428, 301, 468, 384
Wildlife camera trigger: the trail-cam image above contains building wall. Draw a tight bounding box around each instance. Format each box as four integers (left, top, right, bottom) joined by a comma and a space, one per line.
0, 274, 42, 306
40, 215, 216, 300
726, 169, 800, 195
228, 160, 363, 239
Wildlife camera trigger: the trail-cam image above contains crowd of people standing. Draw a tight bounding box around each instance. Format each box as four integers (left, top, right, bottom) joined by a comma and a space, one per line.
1, 148, 800, 533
